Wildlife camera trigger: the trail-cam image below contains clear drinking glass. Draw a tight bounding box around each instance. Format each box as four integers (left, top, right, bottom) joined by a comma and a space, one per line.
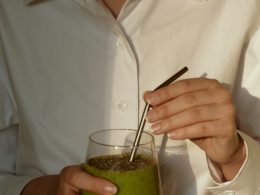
81, 129, 162, 195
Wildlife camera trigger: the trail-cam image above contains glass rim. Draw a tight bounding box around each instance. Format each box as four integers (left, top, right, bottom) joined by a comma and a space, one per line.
89, 129, 155, 148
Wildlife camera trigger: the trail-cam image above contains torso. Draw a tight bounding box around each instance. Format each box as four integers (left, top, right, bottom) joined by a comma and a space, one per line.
0, 1, 259, 194
102, 0, 127, 18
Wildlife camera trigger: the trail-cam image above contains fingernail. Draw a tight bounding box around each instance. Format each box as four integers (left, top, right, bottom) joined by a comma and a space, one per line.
104, 185, 117, 194
146, 94, 159, 105
143, 91, 151, 99
146, 110, 155, 122
146, 98, 152, 105
151, 123, 162, 134
167, 132, 177, 139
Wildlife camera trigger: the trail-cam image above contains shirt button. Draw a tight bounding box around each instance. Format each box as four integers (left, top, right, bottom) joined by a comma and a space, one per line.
116, 39, 125, 50
118, 100, 128, 112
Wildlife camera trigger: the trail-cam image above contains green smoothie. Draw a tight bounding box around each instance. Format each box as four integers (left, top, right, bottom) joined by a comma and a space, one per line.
81, 153, 160, 195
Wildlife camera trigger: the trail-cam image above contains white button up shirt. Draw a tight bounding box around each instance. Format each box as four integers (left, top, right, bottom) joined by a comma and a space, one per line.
0, 0, 260, 194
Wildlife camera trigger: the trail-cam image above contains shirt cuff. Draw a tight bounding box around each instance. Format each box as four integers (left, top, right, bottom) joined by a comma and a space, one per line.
207, 132, 248, 184
206, 131, 260, 195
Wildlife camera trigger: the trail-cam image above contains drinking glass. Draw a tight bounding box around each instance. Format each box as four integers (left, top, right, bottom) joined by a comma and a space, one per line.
81, 129, 162, 195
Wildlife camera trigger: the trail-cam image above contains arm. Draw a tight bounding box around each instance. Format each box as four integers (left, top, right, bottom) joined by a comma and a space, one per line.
0, 64, 117, 195
20, 165, 117, 195
0, 84, 37, 195
144, 78, 245, 180
0, 53, 34, 195
207, 131, 260, 194
144, 24, 260, 194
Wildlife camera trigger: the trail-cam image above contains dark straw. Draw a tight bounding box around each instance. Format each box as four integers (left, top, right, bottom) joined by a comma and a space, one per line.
129, 66, 188, 162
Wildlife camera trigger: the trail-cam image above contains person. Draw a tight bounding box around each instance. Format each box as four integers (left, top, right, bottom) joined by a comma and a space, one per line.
0, 0, 260, 194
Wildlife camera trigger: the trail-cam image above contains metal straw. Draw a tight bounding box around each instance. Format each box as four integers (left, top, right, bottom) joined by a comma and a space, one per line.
129, 66, 188, 162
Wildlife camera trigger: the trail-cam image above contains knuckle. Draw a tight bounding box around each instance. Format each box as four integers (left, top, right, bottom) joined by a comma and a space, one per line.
208, 79, 220, 88
226, 122, 236, 133
225, 104, 236, 116
189, 108, 201, 120
181, 127, 189, 138
60, 166, 71, 177
143, 92, 149, 102
180, 79, 192, 91
220, 120, 236, 137
212, 87, 232, 104
151, 88, 170, 105
60, 166, 77, 185
183, 94, 196, 105
200, 124, 210, 136
159, 104, 169, 116
162, 87, 172, 100
161, 120, 170, 132
220, 89, 232, 102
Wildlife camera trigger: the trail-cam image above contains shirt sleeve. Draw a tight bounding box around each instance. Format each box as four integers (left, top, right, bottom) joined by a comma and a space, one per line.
206, 131, 247, 184
0, 126, 37, 195
0, 38, 35, 195
0, 38, 18, 129
206, 132, 260, 195
207, 24, 260, 195
0, 78, 18, 129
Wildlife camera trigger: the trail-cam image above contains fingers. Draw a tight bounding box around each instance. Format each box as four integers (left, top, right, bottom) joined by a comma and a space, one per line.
150, 103, 235, 135
166, 119, 236, 140
144, 78, 236, 141
146, 88, 231, 122
144, 78, 220, 106
58, 165, 117, 195
144, 78, 243, 168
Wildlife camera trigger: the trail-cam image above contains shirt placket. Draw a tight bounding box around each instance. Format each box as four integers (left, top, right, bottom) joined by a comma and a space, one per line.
76, 0, 140, 128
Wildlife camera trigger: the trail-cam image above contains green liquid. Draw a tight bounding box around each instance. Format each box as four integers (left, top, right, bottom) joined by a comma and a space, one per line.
81, 153, 160, 195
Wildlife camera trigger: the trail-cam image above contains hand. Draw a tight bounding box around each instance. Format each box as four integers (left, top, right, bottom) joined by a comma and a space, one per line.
144, 78, 246, 180
21, 165, 117, 195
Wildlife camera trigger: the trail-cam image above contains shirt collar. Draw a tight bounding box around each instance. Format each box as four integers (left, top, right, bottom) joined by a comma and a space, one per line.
25, 0, 209, 5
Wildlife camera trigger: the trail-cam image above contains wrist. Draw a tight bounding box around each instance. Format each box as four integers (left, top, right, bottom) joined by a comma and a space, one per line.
220, 135, 247, 181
